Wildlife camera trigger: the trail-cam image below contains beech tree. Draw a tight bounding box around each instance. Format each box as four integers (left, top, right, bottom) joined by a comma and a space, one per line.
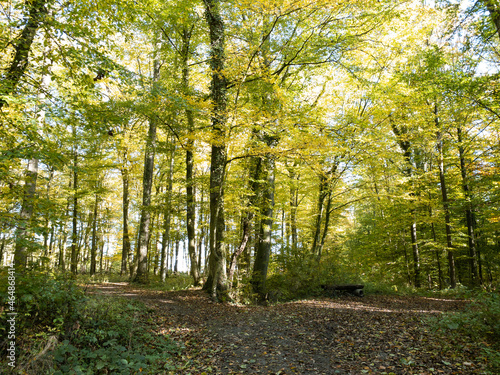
1, 0, 498, 295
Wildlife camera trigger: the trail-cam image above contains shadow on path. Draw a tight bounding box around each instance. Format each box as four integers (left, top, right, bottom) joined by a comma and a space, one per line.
87, 283, 486, 375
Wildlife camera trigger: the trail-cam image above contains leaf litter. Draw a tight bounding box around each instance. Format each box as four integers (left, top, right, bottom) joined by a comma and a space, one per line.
89, 284, 488, 374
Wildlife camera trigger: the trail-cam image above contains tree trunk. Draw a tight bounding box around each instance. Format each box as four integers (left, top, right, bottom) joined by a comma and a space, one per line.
121, 151, 131, 276
311, 174, 327, 257
70, 142, 79, 275
0, 0, 48, 109
203, 0, 229, 300
250, 22, 279, 300
436, 126, 456, 288
252, 149, 276, 299
228, 157, 261, 285
160, 138, 175, 282
197, 188, 205, 277
175, 238, 181, 273
311, 164, 336, 261
181, 26, 200, 286
457, 125, 480, 285
90, 192, 99, 276
42, 168, 54, 266
14, 158, 38, 272
0, 234, 6, 266
286, 161, 300, 254
318, 190, 333, 262
134, 59, 160, 284
391, 122, 421, 288
410, 221, 420, 287
58, 223, 66, 271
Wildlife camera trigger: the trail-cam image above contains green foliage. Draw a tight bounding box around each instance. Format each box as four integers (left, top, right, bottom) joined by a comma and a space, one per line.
0, 271, 181, 374
52, 295, 180, 374
78, 273, 131, 285
432, 292, 500, 373
138, 273, 195, 291
0, 271, 84, 338
265, 256, 339, 302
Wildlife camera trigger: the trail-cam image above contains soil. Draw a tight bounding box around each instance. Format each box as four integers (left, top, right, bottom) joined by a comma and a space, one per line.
87, 283, 488, 375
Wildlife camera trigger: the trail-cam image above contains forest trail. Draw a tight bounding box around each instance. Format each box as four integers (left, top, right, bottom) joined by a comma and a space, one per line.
88, 283, 487, 374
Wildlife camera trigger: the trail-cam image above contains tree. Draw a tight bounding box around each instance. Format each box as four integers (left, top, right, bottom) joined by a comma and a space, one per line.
133, 56, 160, 284
0, 0, 49, 109
202, 0, 229, 300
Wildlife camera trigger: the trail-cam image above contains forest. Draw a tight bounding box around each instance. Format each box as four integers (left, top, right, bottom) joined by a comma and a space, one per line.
1, 0, 499, 374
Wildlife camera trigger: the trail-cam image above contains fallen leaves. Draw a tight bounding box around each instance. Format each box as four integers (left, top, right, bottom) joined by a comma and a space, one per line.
89, 285, 488, 374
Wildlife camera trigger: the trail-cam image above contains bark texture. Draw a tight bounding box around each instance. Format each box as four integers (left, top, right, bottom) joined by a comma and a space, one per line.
14, 158, 38, 271
203, 0, 229, 300
181, 26, 200, 286
0, 0, 49, 109
435, 105, 456, 288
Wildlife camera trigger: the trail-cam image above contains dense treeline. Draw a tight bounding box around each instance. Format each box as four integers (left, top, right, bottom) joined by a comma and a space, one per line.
0, 0, 499, 302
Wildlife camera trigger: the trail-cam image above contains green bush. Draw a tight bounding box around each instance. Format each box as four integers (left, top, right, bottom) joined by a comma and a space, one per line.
434, 291, 500, 373
52, 296, 180, 374
141, 273, 194, 291
265, 256, 337, 302
0, 271, 84, 339
0, 271, 180, 374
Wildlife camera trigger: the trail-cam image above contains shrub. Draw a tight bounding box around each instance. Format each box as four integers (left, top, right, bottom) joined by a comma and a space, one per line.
433, 291, 500, 373
0, 271, 84, 340
52, 296, 180, 374
265, 256, 337, 302
0, 271, 180, 374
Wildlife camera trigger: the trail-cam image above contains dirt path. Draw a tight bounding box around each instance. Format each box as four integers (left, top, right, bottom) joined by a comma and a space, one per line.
87, 283, 488, 374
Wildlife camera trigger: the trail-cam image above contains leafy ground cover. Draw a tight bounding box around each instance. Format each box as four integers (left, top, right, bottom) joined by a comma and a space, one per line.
88, 283, 492, 374
0, 273, 180, 374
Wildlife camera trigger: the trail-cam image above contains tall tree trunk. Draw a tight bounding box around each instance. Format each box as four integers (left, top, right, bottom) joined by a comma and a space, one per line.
0, 0, 48, 109
48, 224, 55, 263
311, 165, 336, 261
252, 147, 276, 299
228, 157, 261, 285
250, 22, 279, 300
311, 174, 327, 257
181, 26, 200, 286
318, 190, 333, 262
436, 126, 456, 288
286, 161, 299, 253
14, 158, 38, 272
121, 151, 131, 276
58, 229, 66, 271
410, 220, 420, 287
203, 0, 229, 300
457, 125, 480, 285
391, 122, 421, 287
42, 168, 54, 266
197, 188, 205, 276
134, 59, 160, 283
174, 237, 180, 273
70, 141, 79, 275
160, 138, 175, 282
0, 234, 6, 266
90, 192, 99, 276
99, 229, 104, 273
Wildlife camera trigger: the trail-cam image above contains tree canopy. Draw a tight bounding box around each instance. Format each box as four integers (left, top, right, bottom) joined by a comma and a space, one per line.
0, 0, 499, 299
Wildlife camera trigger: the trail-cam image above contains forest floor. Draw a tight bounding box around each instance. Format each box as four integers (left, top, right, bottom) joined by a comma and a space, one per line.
87, 283, 489, 375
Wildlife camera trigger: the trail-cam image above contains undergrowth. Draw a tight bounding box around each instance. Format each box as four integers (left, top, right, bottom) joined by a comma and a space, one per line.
139, 273, 195, 291
430, 291, 500, 373
0, 270, 181, 374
